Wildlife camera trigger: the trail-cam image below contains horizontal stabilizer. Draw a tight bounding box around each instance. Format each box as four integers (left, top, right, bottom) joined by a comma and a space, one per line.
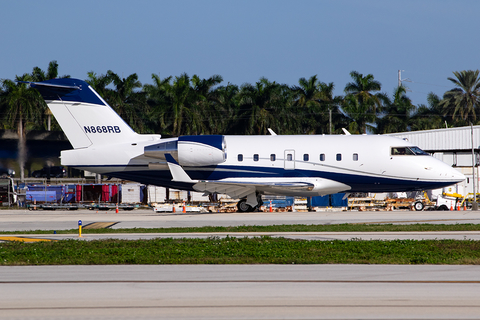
26, 78, 139, 149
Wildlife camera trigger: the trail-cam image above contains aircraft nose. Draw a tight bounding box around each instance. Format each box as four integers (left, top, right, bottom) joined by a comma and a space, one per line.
442, 166, 465, 183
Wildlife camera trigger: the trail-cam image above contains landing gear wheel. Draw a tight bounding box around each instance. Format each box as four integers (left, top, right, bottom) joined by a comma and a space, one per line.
237, 199, 254, 212
413, 201, 424, 211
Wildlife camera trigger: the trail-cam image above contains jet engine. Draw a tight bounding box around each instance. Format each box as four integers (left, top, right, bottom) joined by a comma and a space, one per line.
144, 135, 226, 167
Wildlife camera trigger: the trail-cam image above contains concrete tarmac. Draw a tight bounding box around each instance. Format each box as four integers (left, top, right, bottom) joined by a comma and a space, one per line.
4, 231, 480, 241
2, 209, 480, 319
1, 208, 480, 232
1, 265, 480, 320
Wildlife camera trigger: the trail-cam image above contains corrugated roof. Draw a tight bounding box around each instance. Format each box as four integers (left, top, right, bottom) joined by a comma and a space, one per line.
387, 125, 480, 151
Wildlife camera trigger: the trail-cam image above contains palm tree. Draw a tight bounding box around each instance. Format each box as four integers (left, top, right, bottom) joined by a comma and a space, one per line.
86, 71, 113, 97
0, 75, 44, 180
375, 85, 414, 134
292, 75, 325, 134
344, 71, 383, 133
318, 82, 343, 134
106, 71, 148, 133
410, 93, 446, 131
439, 70, 480, 124
237, 78, 285, 135
143, 73, 173, 135
211, 83, 239, 134
167, 73, 193, 136
190, 74, 223, 135
30, 60, 70, 131
342, 95, 378, 134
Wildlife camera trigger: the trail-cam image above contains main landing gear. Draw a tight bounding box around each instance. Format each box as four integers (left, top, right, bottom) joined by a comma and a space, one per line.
236, 194, 263, 212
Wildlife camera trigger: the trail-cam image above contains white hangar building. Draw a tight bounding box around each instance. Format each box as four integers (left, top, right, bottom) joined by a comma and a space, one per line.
388, 125, 480, 196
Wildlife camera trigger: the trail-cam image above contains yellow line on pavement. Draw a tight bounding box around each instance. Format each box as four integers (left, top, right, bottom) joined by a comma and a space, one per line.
0, 236, 55, 242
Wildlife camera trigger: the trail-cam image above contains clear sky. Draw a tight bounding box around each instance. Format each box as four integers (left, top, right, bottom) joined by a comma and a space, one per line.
1, 0, 478, 106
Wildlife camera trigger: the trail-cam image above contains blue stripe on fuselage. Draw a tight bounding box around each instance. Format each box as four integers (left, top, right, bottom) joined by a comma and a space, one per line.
88, 164, 454, 193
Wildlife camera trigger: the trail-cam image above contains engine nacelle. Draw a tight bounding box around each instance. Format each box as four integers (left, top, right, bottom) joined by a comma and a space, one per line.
144, 135, 226, 167
177, 135, 226, 167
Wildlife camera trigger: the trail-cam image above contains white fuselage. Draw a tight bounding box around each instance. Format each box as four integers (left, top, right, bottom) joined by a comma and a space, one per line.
61, 134, 464, 195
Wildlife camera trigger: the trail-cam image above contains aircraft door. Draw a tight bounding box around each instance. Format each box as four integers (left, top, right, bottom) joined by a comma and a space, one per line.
284, 150, 295, 170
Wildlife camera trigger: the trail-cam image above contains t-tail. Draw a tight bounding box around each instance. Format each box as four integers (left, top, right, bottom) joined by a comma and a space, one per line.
27, 78, 154, 149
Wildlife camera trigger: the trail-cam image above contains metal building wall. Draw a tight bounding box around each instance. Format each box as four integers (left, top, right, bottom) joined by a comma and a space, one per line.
387, 125, 480, 152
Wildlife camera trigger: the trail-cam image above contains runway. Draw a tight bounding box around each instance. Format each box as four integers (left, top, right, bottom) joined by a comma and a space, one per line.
4, 230, 480, 242
2, 208, 480, 232
1, 265, 480, 320
2, 209, 480, 319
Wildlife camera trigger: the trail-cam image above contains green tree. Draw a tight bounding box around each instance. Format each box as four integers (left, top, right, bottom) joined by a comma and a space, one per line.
318, 81, 344, 134
189, 74, 223, 135
410, 93, 446, 131
375, 85, 414, 134
344, 71, 383, 133
0, 75, 44, 180
211, 83, 240, 134
237, 78, 286, 135
292, 75, 325, 134
106, 71, 148, 133
30, 60, 70, 131
341, 94, 376, 134
167, 73, 193, 136
439, 70, 480, 125
86, 71, 113, 98
143, 73, 173, 135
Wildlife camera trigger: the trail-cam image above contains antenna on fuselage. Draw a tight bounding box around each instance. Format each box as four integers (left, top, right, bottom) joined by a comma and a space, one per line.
267, 128, 277, 136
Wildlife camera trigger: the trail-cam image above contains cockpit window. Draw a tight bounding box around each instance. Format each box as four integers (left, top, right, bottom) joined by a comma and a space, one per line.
409, 146, 429, 155
391, 146, 429, 156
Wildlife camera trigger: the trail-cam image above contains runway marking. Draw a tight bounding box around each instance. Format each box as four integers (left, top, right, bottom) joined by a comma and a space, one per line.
82, 222, 118, 229
0, 236, 55, 242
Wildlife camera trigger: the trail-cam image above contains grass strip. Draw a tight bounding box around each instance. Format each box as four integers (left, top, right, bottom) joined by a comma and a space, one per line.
2, 223, 480, 234
1, 237, 480, 265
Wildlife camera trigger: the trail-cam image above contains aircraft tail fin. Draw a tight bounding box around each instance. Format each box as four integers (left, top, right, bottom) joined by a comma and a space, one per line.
27, 78, 138, 149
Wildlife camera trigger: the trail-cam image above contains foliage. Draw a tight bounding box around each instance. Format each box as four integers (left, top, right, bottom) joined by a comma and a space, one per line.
4, 223, 480, 235
1, 237, 480, 265
440, 70, 480, 125
2, 63, 480, 137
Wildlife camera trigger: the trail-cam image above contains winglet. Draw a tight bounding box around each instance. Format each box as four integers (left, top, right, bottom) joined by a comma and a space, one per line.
165, 154, 194, 182
342, 128, 351, 135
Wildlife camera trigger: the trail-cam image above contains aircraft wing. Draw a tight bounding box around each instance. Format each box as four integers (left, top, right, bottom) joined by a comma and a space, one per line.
164, 153, 350, 204
192, 180, 315, 199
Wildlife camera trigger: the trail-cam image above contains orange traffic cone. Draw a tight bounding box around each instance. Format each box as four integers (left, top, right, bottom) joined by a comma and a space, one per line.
450, 204, 453, 211
269, 200, 273, 212
172, 201, 176, 213
464, 204, 467, 211
116, 204, 119, 213
182, 201, 186, 213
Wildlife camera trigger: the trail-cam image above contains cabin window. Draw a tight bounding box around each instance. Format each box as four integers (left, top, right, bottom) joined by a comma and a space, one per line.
270, 154, 276, 161
253, 154, 259, 161
303, 154, 309, 161
320, 154, 325, 161
353, 153, 358, 161
238, 154, 243, 162
287, 154, 293, 161
336, 153, 342, 161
